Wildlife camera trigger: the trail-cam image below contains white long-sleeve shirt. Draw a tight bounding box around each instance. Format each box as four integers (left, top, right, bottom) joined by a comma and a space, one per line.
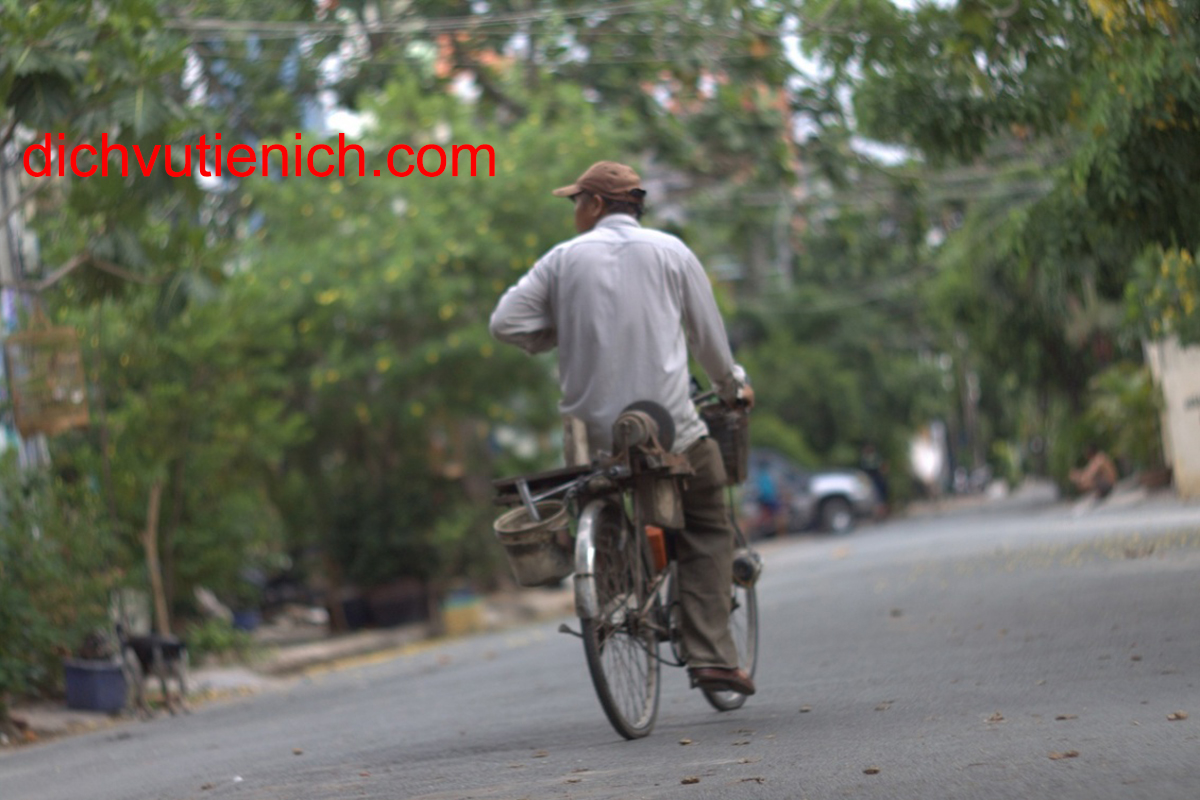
489, 213, 745, 454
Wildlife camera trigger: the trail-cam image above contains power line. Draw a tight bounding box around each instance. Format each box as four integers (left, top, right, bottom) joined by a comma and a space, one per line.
162, 4, 853, 42
186, 46, 779, 69
164, 1, 663, 37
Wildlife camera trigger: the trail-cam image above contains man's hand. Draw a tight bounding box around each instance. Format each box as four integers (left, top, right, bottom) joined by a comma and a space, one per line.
735, 384, 755, 411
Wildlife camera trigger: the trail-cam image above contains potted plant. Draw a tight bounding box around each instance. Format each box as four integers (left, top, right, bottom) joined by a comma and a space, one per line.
62, 631, 128, 714
229, 570, 265, 632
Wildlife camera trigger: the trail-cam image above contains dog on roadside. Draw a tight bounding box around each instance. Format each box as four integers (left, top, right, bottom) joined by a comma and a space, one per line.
115, 623, 190, 717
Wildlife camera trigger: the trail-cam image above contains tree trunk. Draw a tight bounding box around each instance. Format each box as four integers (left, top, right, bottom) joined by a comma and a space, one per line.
161, 458, 186, 612
142, 479, 171, 636
324, 553, 349, 634
91, 305, 120, 529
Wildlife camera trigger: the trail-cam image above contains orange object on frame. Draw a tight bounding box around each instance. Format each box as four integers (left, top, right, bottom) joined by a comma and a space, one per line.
645, 525, 667, 572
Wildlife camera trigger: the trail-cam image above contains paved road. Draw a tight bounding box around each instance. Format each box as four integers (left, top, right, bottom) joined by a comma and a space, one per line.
4, 494, 1199, 800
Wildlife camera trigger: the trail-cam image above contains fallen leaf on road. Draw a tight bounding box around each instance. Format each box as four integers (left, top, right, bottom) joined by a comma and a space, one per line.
1167, 711, 1188, 721
741, 777, 766, 783
736, 727, 754, 733
733, 740, 751, 746
799, 705, 812, 713
359, 772, 370, 777
1037, 680, 1047, 686
1131, 655, 1142, 661
565, 778, 582, 784
201, 784, 214, 791
1049, 751, 1080, 760
890, 609, 904, 618
987, 712, 1005, 723
293, 748, 303, 756
739, 757, 762, 764
533, 750, 549, 758
875, 701, 893, 711
1056, 714, 1078, 721
863, 767, 881, 775
681, 776, 700, 785
679, 738, 693, 745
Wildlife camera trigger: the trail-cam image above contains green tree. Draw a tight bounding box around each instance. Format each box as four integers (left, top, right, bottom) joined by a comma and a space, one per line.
239, 76, 627, 596
796, 0, 1200, 474
0, 449, 116, 727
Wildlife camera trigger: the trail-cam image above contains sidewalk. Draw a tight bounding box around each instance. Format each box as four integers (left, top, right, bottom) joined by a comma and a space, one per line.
4, 585, 573, 748
899, 477, 1061, 519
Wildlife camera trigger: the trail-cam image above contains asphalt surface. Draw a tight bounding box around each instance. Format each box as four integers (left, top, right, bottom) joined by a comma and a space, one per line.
3, 493, 1199, 800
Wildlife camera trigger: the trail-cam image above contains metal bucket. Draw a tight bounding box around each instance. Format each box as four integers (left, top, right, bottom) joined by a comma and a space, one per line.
493, 501, 574, 587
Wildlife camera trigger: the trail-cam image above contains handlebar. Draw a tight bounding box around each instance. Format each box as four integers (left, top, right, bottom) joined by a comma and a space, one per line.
692, 387, 751, 410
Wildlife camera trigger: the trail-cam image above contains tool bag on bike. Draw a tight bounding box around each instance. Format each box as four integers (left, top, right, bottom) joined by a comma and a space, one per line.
699, 405, 750, 486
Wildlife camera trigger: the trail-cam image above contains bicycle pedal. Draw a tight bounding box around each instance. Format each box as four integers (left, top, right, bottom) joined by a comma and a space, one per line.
557, 623, 583, 639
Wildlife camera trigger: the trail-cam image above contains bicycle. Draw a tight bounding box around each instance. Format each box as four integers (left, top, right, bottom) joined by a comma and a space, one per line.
493, 394, 760, 740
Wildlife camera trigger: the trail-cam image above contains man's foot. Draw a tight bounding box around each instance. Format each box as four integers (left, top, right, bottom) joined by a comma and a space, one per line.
689, 667, 756, 696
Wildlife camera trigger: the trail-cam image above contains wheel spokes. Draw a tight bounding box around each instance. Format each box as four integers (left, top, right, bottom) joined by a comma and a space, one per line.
591, 519, 657, 728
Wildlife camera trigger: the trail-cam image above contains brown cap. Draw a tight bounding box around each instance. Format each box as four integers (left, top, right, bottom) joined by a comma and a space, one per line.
552, 161, 646, 203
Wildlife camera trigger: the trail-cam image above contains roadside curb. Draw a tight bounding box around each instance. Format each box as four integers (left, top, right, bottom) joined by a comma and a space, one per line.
4, 587, 574, 748
255, 624, 432, 676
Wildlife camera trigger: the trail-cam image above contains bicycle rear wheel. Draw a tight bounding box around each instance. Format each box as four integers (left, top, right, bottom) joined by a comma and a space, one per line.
578, 500, 661, 739
702, 580, 758, 711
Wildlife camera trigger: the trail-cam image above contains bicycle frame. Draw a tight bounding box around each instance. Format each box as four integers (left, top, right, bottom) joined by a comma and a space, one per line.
492, 399, 758, 737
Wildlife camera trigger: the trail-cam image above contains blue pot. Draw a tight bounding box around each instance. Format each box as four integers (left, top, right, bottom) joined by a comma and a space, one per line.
63, 659, 127, 713
232, 609, 262, 631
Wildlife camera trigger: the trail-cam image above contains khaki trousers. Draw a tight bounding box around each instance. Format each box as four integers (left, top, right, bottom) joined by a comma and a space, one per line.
677, 437, 739, 669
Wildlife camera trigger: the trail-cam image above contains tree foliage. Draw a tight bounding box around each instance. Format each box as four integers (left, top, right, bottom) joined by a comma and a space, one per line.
796, 0, 1199, 473
20, 0, 1193, 700
238, 77, 628, 586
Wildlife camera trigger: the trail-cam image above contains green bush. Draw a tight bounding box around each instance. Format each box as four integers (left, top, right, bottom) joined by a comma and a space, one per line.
990, 440, 1024, 488
1046, 407, 1102, 495
184, 618, 255, 664
1126, 245, 1200, 346
0, 452, 119, 715
1084, 363, 1164, 472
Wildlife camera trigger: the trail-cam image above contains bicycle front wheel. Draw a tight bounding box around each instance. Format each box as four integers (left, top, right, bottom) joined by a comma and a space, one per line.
578, 500, 661, 739
702, 580, 759, 712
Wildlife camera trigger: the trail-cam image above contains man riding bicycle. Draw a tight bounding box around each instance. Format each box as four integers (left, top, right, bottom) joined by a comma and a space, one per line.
489, 161, 756, 697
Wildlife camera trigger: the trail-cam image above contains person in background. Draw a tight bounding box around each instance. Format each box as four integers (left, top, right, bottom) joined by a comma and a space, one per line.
859, 443, 890, 518
754, 457, 786, 537
1069, 444, 1118, 499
